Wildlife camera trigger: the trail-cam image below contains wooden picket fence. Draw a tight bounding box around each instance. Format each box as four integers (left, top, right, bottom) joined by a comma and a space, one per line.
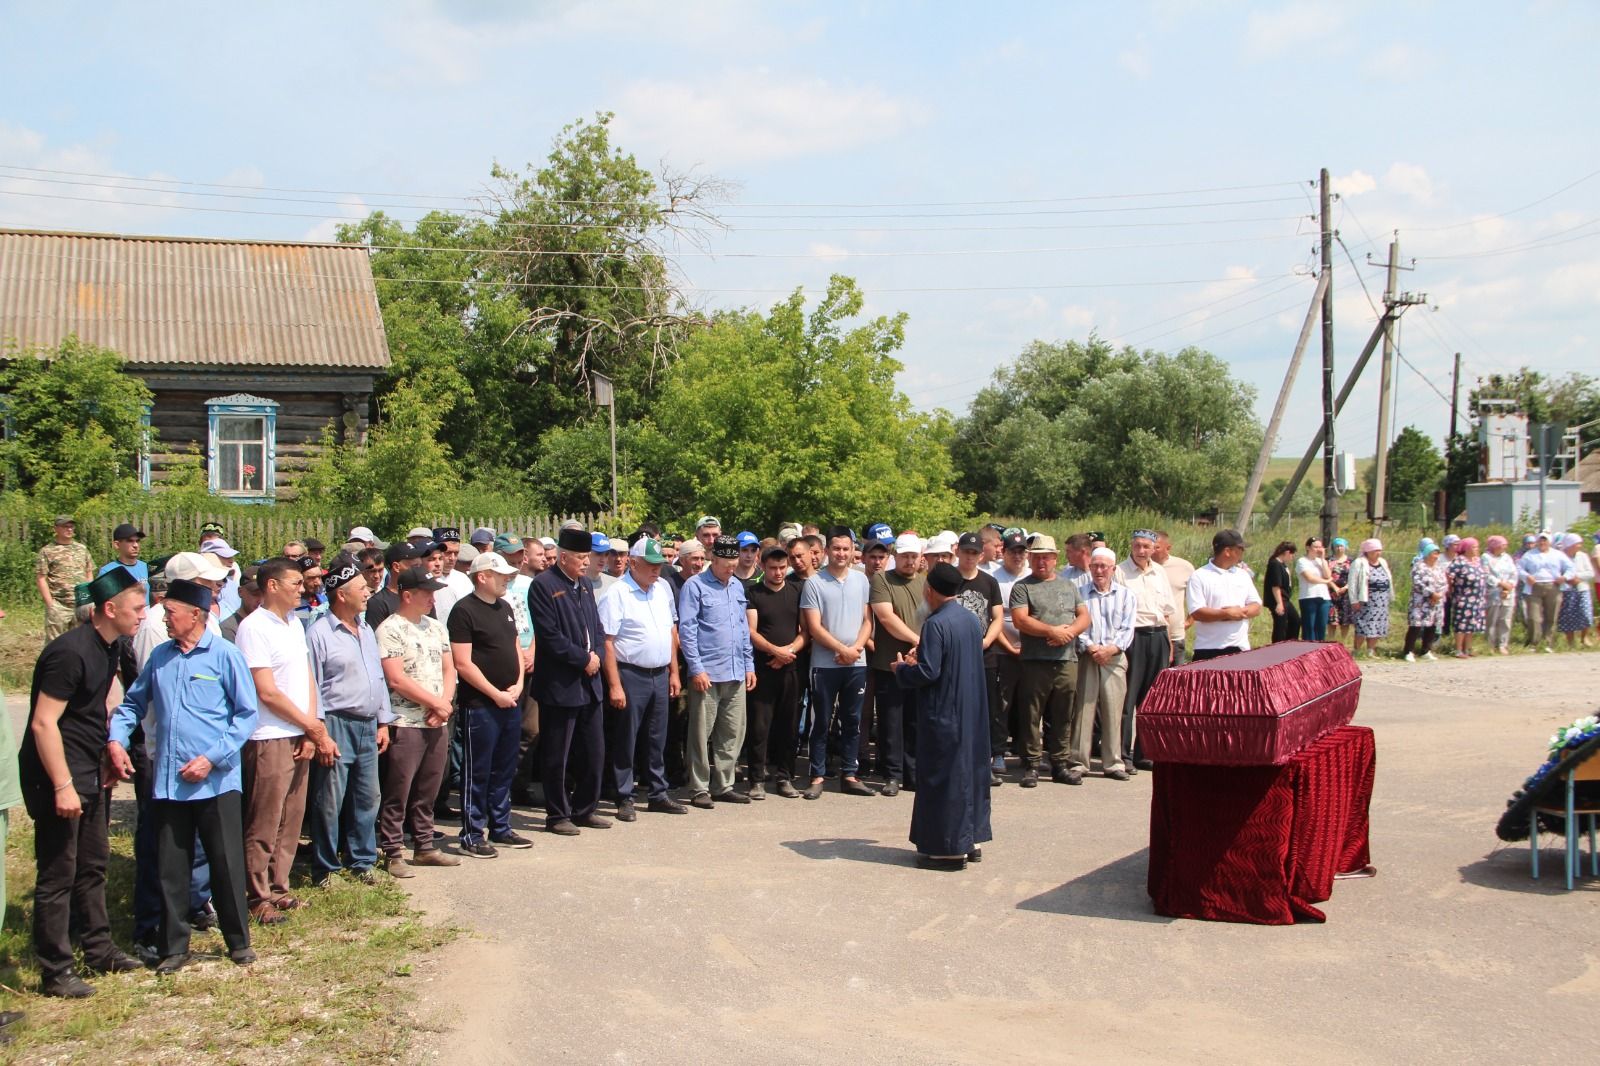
0, 511, 610, 563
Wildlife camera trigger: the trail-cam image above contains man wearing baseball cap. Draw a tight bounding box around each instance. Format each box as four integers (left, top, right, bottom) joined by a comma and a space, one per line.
366, 542, 424, 631
134, 552, 230, 670
734, 532, 762, 585
870, 533, 927, 796
36, 515, 95, 642
99, 523, 150, 604
679, 535, 757, 807
989, 530, 1030, 775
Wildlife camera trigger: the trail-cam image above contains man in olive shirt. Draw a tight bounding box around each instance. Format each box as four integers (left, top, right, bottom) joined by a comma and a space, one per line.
36, 516, 96, 642
1008, 534, 1090, 788
869, 533, 926, 796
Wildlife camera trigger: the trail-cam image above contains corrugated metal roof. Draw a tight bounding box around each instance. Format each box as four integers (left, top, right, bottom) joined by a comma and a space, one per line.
0, 228, 390, 370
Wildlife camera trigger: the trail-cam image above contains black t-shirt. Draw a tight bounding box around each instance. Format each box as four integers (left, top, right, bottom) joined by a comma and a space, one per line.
21, 622, 137, 802
446, 592, 521, 703
746, 579, 803, 652
1265, 558, 1293, 603
365, 587, 400, 630
954, 570, 1004, 667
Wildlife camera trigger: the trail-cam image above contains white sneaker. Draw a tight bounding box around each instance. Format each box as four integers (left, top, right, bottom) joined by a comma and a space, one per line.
1422, 651, 1438, 661
1404, 652, 1416, 662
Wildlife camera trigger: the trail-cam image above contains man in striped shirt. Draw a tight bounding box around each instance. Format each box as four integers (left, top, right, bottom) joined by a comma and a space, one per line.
1065, 548, 1136, 785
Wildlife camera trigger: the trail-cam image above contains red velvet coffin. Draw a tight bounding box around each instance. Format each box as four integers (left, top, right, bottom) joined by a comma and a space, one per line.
1138, 641, 1361, 766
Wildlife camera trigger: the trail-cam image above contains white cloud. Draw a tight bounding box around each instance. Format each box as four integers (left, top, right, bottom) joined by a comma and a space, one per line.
1060, 304, 1096, 330
0, 121, 188, 233
1384, 162, 1435, 204
1245, 2, 1338, 58
611, 70, 922, 167
1332, 170, 1376, 197
303, 197, 370, 242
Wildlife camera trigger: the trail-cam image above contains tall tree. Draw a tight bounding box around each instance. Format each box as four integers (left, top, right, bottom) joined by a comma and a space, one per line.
1382, 425, 1446, 507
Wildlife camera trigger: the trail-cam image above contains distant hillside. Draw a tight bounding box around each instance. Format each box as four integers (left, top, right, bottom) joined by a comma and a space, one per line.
1263, 455, 1377, 486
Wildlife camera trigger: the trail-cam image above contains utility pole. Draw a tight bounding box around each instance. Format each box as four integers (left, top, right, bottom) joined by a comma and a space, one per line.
1318, 168, 1338, 545
1370, 234, 1404, 522
1448, 352, 1461, 440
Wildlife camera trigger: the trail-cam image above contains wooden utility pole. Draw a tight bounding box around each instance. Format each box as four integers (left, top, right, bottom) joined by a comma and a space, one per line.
1237, 271, 1331, 530
1371, 234, 1401, 521
1318, 168, 1338, 545
1448, 352, 1462, 439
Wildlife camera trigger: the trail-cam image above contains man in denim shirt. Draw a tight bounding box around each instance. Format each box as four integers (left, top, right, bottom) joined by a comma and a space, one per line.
678, 535, 756, 808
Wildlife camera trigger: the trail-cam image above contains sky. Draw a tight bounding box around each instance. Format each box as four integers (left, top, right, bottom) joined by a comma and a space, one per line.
1, 1, 1596, 460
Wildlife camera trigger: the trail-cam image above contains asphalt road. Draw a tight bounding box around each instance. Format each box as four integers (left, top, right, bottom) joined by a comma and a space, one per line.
383, 653, 1600, 1063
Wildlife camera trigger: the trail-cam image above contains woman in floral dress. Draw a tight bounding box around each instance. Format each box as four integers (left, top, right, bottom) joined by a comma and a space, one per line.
1557, 532, 1595, 648
1347, 538, 1393, 657
1403, 539, 1447, 661
1446, 536, 1488, 657
1327, 537, 1353, 645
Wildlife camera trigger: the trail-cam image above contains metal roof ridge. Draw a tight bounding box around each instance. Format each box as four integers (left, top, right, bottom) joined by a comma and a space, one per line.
0, 226, 368, 251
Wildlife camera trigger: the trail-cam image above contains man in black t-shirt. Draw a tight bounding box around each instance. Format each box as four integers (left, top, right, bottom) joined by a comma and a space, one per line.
744, 547, 807, 798
367, 542, 425, 630
955, 533, 1006, 785
21, 568, 145, 997
447, 552, 527, 857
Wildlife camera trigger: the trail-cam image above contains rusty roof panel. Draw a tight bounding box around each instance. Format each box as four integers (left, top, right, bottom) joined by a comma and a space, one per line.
0, 228, 391, 370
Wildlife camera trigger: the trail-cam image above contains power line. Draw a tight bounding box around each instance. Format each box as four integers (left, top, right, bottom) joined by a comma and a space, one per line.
1115, 274, 1309, 341
1413, 217, 1600, 260
1405, 165, 1600, 232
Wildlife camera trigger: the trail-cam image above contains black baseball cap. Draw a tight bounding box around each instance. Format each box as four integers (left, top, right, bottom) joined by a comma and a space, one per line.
957, 532, 982, 553
1001, 532, 1028, 551
384, 541, 422, 566
112, 522, 146, 541
397, 567, 446, 593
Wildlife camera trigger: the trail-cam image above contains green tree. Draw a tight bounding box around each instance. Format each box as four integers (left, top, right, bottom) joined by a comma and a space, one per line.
0, 335, 152, 508
952, 336, 1259, 517
637, 276, 972, 533
1381, 425, 1445, 507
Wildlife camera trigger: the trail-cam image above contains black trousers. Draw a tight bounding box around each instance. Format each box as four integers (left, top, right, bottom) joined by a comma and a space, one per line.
1121, 627, 1171, 760
540, 700, 604, 824
1402, 625, 1438, 657
997, 653, 1025, 758
985, 662, 1004, 760
31, 788, 113, 982
872, 668, 918, 786
154, 792, 250, 958
746, 662, 801, 782
1191, 646, 1244, 662
1270, 602, 1300, 643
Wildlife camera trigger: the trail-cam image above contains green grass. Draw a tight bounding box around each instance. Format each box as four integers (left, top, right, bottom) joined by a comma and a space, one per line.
0, 809, 457, 1064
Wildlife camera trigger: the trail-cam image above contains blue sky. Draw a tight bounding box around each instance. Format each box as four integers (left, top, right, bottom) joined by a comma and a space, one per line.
2, 1, 1596, 459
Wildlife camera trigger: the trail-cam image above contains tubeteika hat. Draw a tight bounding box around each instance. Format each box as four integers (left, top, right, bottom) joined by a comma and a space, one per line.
322, 558, 361, 593
432, 526, 462, 544
557, 527, 592, 553
165, 578, 214, 613
73, 582, 93, 608
199, 521, 225, 536
88, 566, 139, 606
926, 562, 963, 597
297, 556, 327, 579
712, 534, 741, 559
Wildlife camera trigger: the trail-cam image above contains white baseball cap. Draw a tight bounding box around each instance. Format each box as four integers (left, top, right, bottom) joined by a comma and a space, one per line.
925, 533, 958, 555
199, 537, 239, 559
892, 533, 924, 555
468, 551, 518, 576
407, 526, 433, 540
165, 551, 229, 583
349, 526, 377, 543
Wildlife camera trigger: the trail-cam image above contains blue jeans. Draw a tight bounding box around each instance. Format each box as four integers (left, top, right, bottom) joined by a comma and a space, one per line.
1300, 598, 1331, 642
309, 714, 381, 874
808, 666, 866, 780
462, 702, 521, 843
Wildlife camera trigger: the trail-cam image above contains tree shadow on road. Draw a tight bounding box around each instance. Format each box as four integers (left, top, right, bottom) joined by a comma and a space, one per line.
1458, 845, 1600, 894
1016, 849, 1175, 923
780, 837, 918, 867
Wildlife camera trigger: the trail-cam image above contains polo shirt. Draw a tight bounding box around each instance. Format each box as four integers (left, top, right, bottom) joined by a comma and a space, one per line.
110, 630, 258, 801
21, 622, 136, 799
99, 558, 151, 603
1185, 560, 1264, 651
235, 606, 315, 740
598, 571, 677, 669
1115, 558, 1176, 629
799, 567, 871, 671
306, 612, 394, 723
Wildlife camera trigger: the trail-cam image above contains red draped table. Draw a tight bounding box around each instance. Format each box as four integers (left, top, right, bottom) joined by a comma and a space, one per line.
1147, 725, 1375, 924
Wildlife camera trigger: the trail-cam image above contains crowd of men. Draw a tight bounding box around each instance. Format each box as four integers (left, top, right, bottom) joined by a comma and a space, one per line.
16, 513, 1232, 1000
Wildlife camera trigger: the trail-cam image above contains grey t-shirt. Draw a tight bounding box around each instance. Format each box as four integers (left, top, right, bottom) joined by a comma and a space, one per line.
1009, 575, 1083, 662
799, 567, 871, 671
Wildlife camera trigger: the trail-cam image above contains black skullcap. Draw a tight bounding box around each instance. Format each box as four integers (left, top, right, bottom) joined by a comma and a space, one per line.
926, 562, 964, 597
165, 578, 214, 613
557, 527, 592, 552
712, 534, 740, 559
322, 557, 362, 594
88, 566, 139, 606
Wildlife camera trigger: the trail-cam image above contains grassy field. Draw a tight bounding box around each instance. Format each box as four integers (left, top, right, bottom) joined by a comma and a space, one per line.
0, 807, 455, 1064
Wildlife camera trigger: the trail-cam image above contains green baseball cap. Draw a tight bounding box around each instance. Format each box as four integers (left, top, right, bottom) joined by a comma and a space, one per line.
629, 537, 667, 564
492, 533, 525, 555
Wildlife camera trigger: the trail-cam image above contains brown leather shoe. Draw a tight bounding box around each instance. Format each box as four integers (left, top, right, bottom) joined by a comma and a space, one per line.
386, 856, 415, 879
250, 901, 287, 926
410, 848, 461, 867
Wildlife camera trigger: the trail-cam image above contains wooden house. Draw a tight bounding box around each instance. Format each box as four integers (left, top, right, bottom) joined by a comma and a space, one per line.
0, 227, 390, 501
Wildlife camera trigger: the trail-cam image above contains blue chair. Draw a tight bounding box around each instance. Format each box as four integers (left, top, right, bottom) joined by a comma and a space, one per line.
1531, 751, 1600, 890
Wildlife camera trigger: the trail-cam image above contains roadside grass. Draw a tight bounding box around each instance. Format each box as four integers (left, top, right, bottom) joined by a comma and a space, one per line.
0, 807, 456, 1064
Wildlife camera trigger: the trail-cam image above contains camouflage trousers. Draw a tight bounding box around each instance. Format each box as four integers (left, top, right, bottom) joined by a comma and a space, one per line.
43, 600, 77, 642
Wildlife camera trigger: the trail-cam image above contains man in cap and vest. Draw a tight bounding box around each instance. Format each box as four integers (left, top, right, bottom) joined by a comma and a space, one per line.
36, 515, 96, 642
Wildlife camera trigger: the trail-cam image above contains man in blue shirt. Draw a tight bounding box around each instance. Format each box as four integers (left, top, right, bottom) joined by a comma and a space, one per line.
1518, 531, 1574, 651
1066, 548, 1137, 785
107, 578, 258, 973
98, 523, 150, 603
305, 556, 394, 884
678, 535, 756, 808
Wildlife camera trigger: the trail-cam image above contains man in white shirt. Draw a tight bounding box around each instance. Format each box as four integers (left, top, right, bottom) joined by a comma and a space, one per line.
431, 527, 475, 621
1154, 531, 1196, 665
1115, 530, 1175, 771
235, 556, 335, 925
1184, 529, 1263, 661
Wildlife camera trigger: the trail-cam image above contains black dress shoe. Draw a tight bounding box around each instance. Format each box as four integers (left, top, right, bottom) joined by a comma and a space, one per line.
915, 854, 967, 872
573, 815, 613, 829
879, 779, 901, 797
711, 790, 751, 805
1133, 758, 1155, 771
41, 974, 95, 999
154, 954, 191, 975
615, 802, 638, 822
967, 846, 983, 863
1019, 766, 1039, 788
690, 792, 716, 809
647, 798, 688, 814
839, 777, 875, 796
546, 820, 581, 836
189, 901, 218, 931
85, 949, 143, 975
773, 780, 801, 799
230, 947, 258, 966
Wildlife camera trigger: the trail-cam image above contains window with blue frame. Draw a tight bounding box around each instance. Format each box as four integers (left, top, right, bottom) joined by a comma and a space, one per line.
206, 394, 277, 500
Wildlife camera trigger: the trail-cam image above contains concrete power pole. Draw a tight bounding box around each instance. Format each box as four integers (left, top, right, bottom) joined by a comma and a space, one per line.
1318, 168, 1338, 545
1371, 234, 1402, 521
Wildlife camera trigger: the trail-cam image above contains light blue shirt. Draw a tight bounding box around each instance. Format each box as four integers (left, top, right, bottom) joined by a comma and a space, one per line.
306, 612, 395, 723
679, 569, 754, 682
99, 559, 151, 603
799, 567, 872, 671
110, 629, 259, 801
598, 571, 677, 669
1518, 548, 1573, 588
509, 574, 536, 649
1075, 577, 1137, 652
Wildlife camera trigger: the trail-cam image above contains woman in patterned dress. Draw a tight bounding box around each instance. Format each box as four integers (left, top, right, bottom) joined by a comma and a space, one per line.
1327, 538, 1353, 645
1447, 536, 1488, 657
1403, 539, 1447, 661
1347, 538, 1393, 658
1557, 532, 1595, 648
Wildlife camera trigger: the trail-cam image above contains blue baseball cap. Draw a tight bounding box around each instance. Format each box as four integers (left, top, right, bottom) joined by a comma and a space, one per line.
591, 532, 612, 553
865, 522, 894, 545
736, 531, 760, 549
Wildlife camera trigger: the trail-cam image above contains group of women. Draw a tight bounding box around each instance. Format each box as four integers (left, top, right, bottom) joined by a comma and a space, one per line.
1261, 530, 1599, 660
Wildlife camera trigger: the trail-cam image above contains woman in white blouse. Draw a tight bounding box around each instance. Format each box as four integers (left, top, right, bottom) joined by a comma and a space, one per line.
1296, 536, 1335, 641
